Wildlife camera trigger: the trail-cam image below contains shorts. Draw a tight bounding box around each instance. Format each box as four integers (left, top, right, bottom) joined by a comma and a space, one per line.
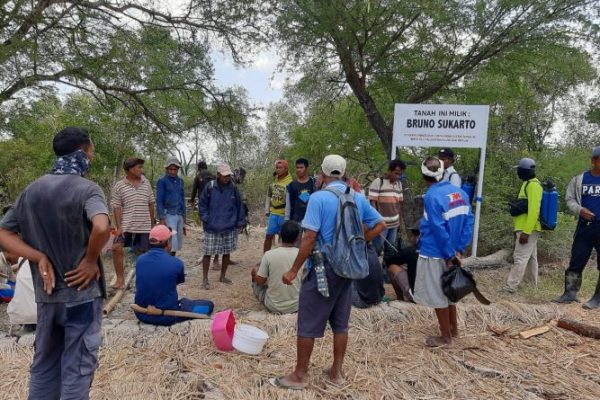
297, 264, 352, 338
203, 230, 238, 255
266, 214, 285, 235
113, 232, 149, 253
413, 256, 455, 309
164, 214, 184, 252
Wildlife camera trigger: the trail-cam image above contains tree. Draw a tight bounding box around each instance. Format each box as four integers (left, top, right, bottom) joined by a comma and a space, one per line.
0, 0, 266, 134
274, 0, 599, 154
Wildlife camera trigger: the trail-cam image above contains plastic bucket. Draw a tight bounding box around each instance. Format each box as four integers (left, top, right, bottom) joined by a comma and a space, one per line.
232, 324, 269, 355
210, 309, 235, 351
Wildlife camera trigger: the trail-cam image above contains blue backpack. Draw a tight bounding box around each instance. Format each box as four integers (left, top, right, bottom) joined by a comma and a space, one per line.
321, 186, 369, 280
540, 179, 558, 230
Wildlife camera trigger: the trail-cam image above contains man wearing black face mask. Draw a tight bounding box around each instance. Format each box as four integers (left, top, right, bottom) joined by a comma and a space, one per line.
502, 158, 543, 293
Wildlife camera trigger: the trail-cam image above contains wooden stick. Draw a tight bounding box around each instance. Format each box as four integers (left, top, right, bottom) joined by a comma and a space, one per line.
518, 325, 550, 339
130, 304, 210, 319
103, 268, 135, 317
557, 318, 600, 339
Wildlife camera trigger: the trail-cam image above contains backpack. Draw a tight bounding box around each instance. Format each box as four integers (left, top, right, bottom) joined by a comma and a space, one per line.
320, 186, 369, 280
507, 179, 558, 230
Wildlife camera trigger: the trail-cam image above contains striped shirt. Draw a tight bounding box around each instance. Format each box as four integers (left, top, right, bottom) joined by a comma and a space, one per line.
368, 177, 403, 228
111, 177, 155, 233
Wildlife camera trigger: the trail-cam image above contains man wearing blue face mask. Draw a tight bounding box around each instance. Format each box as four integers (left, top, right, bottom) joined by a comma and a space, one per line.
0, 127, 111, 399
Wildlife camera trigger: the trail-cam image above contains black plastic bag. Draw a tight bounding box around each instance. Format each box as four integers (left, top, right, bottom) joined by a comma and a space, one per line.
442, 263, 491, 305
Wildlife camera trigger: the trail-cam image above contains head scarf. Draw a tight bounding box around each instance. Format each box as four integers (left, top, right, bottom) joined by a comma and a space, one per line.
275, 159, 288, 170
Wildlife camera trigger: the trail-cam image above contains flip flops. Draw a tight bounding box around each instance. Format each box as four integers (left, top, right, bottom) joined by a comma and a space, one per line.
268, 376, 307, 390
322, 369, 346, 386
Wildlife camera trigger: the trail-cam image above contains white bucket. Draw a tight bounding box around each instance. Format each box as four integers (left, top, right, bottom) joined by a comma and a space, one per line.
232, 324, 269, 355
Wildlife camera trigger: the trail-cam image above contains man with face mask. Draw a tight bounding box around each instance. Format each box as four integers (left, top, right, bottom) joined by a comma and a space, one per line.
0, 127, 110, 399
502, 158, 543, 293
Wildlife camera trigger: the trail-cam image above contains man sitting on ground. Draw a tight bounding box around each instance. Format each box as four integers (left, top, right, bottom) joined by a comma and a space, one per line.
251, 221, 302, 314
351, 244, 385, 308
385, 227, 420, 302
134, 225, 213, 326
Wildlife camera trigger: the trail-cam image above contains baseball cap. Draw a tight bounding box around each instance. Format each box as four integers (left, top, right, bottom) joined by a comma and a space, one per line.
165, 157, 181, 168
149, 225, 176, 243
217, 163, 233, 176
438, 148, 455, 159
321, 155, 346, 177
592, 146, 600, 158
123, 157, 144, 170
514, 158, 536, 170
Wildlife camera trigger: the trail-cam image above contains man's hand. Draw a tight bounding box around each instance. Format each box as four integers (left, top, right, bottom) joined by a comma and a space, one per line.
250, 267, 257, 282
37, 254, 55, 295
114, 228, 123, 238
65, 257, 100, 291
519, 233, 529, 244
580, 207, 595, 221
282, 269, 297, 285
183, 226, 187, 236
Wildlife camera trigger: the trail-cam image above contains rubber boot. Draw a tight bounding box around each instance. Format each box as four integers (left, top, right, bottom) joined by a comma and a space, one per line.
552, 271, 582, 304
583, 275, 600, 310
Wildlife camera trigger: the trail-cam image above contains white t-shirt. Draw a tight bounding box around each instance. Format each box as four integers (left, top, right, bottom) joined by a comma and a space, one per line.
257, 247, 301, 314
442, 166, 462, 187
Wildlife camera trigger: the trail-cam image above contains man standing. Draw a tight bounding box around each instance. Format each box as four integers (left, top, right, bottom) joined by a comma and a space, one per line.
438, 148, 462, 187
199, 163, 245, 289
111, 157, 155, 289
189, 161, 214, 206
554, 146, 600, 308
502, 158, 543, 293
264, 160, 293, 252
285, 158, 316, 223
0, 127, 110, 399
273, 155, 385, 389
156, 157, 186, 256
368, 159, 406, 255
413, 156, 473, 347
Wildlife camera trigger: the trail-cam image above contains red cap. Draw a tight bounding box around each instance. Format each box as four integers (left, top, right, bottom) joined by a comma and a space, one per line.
149, 225, 176, 243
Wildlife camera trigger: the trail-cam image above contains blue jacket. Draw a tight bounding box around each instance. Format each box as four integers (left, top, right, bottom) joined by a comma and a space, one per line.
156, 174, 185, 218
198, 181, 245, 233
419, 181, 474, 259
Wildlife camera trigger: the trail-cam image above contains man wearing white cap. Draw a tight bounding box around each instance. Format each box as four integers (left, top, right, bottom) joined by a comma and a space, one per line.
198, 163, 245, 289
156, 157, 186, 256
273, 154, 385, 389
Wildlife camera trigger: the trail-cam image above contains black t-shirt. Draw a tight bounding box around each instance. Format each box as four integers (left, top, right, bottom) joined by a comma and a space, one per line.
0, 174, 108, 303
287, 178, 315, 222
385, 245, 418, 291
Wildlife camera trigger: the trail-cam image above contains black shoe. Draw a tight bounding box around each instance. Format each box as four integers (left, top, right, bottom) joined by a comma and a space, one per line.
583, 276, 600, 310
552, 271, 581, 304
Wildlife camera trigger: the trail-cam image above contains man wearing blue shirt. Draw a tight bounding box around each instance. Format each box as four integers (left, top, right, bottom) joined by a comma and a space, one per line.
414, 156, 474, 347
272, 155, 385, 390
156, 157, 186, 256
134, 225, 212, 325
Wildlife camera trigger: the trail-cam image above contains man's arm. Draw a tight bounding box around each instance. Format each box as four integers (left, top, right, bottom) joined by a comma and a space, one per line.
156, 179, 165, 222
0, 228, 55, 295
65, 213, 110, 290
282, 229, 316, 285
424, 195, 455, 262
364, 220, 387, 242
113, 207, 123, 236
190, 175, 200, 204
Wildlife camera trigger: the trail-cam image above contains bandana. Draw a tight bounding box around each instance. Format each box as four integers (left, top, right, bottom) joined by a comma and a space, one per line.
51, 149, 91, 177
421, 157, 444, 182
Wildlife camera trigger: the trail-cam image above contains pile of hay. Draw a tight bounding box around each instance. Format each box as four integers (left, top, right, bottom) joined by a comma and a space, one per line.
1, 300, 600, 399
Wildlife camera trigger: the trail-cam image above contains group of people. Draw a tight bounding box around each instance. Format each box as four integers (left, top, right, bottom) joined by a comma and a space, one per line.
0, 125, 599, 397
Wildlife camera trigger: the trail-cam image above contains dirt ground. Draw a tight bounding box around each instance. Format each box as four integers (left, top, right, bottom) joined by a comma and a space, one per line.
2, 224, 600, 399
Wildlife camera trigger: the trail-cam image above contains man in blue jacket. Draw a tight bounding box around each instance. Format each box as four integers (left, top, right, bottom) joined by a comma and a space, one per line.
156, 157, 186, 256
414, 156, 474, 347
199, 163, 245, 290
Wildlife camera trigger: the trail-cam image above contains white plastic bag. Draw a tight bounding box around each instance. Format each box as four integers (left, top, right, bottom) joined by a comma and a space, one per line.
7, 258, 37, 325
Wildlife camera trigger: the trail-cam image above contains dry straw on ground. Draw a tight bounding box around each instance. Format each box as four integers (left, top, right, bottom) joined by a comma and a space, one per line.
2, 300, 600, 400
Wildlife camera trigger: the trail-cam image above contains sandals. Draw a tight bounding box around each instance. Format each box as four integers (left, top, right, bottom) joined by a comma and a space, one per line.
425, 336, 452, 348
219, 277, 233, 285
202, 280, 210, 290
268, 376, 307, 390
323, 369, 346, 386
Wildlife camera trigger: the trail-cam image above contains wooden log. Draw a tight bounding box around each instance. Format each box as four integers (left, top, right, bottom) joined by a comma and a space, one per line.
462, 249, 511, 269
557, 318, 600, 339
518, 325, 550, 339
130, 304, 210, 319
103, 268, 135, 317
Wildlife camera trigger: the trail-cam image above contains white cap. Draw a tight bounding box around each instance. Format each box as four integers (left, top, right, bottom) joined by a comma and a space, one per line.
217, 163, 233, 176
421, 157, 444, 181
164, 157, 181, 168
321, 155, 346, 177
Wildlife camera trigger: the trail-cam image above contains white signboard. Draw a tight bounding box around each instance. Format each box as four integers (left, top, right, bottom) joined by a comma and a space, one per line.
392, 104, 489, 158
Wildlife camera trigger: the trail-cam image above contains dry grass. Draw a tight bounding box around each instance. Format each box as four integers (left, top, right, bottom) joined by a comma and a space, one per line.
2, 300, 600, 400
